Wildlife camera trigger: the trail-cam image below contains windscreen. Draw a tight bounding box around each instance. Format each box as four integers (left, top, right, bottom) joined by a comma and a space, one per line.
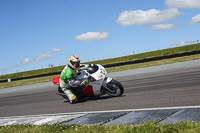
87, 64, 99, 74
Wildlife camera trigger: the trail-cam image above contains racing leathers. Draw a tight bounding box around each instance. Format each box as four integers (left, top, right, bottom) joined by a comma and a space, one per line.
59, 64, 89, 104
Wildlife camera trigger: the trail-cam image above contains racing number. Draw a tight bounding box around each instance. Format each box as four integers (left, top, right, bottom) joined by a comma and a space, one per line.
100, 68, 106, 75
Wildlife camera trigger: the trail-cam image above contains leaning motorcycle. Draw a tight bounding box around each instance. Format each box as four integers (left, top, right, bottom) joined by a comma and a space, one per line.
52, 64, 124, 102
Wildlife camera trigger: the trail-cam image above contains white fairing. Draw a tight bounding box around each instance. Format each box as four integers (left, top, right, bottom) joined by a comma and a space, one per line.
90, 78, 104, 96
75, 64, 112, 96
87, 64, 106, 80
89, 64, 107, 96
103, 77, 112, 84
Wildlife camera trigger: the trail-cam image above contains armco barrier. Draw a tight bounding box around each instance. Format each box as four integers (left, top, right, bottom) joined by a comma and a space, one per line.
0, 72, 60, 83
104, 50, 200, 68
1, 50, 200, 83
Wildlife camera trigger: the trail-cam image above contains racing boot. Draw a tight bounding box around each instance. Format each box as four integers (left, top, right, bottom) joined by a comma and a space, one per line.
63, 88, 78, 104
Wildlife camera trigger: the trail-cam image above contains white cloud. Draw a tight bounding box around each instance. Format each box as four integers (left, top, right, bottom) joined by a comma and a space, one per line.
116, 8, 182, 26
1, 48, 62, 72
165, 0, 200, 8
34, 48, 61, 61
177, 41, 187, 46
1, 66, 11, 71
34, 52, 52, 61
151, 24, 176, 30
1, 64, 21, 72
175, 40, 197, 46
75, 32, 109, 42
190, 14, 200, 25
21, 58, 31, 64
51, 48, 62, 53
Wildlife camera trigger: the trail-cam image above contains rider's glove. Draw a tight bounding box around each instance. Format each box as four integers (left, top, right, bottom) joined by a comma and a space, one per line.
80, 79, 89, 86
69, 80, 80, 87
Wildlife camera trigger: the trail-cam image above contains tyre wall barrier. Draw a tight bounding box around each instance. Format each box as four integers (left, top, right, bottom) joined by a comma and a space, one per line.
1, 50, 200, 83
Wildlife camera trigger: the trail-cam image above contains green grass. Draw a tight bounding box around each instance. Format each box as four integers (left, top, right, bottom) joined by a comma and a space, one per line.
0, 66, 64, 81
0, 43, 200, 89
1, 122, 200, 133
1, 53, 200, 89
106, 53, 200, 73
86, 43, 200, 65
0, 43, 200, 81
0, 75, 58, 89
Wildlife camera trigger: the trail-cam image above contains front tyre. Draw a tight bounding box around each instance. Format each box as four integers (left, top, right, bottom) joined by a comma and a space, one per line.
103, 79, 124, 97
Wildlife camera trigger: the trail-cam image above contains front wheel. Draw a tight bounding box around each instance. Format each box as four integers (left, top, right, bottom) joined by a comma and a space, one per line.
103, 79, 124, 97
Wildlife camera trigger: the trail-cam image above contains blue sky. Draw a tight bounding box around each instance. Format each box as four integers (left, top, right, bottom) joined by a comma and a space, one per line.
0, 0, 200, 74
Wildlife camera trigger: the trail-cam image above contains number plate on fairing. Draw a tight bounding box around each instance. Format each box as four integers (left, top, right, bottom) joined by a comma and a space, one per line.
90, 64, 107, 80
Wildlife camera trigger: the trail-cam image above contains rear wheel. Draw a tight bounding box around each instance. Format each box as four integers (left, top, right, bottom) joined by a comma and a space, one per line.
103, 79, 124, 97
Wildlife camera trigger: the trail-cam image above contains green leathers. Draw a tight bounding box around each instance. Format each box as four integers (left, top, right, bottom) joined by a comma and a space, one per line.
59, 61, 89, 104
60, 67, 74, 84
60, 65, 78, 104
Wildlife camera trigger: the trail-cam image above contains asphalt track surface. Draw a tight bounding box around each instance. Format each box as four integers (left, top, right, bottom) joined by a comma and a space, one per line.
0, 60, 200, 118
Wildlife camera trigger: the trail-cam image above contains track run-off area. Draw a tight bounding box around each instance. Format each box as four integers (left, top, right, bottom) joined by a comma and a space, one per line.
0, 59, 200, 125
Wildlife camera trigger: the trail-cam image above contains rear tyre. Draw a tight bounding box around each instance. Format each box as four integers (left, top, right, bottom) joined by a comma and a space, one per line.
103, 79, 124, 97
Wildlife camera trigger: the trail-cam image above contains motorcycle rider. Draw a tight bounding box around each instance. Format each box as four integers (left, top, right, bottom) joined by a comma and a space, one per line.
60, 55, 89, 104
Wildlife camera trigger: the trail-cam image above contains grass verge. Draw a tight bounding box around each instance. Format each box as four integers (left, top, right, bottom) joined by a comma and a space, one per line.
1, 43, 200, 81
0, 53, 200, 89
0, 75, 58, 89
0, 122, 200, 133
106, 53, 200, 73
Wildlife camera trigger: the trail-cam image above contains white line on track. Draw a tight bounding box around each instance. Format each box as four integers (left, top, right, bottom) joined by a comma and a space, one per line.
61, 105, 200, 115
0, 105, 200, 119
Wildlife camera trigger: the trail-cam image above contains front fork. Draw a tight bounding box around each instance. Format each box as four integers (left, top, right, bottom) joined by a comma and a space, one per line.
101, 77, 113, 93
103, 77, 112, 84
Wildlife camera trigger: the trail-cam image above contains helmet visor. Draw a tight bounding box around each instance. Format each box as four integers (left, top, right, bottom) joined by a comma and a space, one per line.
74, 60, 80, 68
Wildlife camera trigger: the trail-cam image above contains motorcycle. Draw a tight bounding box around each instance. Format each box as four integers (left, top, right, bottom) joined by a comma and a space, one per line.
52, 64, 124, 103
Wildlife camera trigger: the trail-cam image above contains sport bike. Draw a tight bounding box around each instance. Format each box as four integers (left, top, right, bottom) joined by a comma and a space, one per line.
52, 64, 124, 102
